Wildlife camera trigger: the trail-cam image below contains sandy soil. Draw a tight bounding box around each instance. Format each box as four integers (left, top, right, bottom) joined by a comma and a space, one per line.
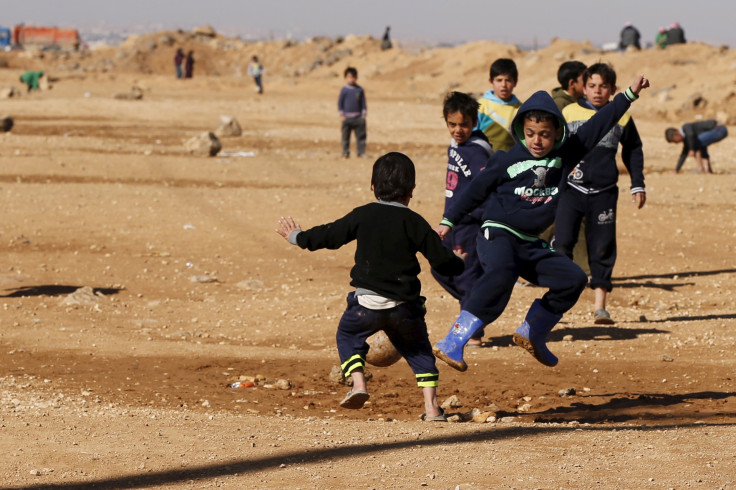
0, 35, 735, 488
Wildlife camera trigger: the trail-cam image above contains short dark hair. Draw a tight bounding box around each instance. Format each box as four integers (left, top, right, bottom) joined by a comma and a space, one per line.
584, 62, 616, 87
490, 58, 518, 82
557, 61, 587, 88
665, 127, 679, 142
523, 110, 560, 129
443, 91, 480, 126
371, 152, 415, 202
344, 66, 358, 78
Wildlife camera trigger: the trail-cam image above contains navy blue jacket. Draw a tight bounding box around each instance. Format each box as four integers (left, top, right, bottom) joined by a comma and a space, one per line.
443, 130, 493, 224
442, 89, 637, 237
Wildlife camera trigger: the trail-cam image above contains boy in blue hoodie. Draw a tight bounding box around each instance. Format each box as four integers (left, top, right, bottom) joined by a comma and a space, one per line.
433, 75, 650, 372
431, 92, 493, 347
476, 58, 522, 153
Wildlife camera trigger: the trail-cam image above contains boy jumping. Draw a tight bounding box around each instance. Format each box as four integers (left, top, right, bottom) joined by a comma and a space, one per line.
433, 75, 650, 371
277, 152, 464, 420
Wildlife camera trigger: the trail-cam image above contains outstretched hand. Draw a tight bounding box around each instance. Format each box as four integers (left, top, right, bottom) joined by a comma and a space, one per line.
276, 216, 302, 240
435, 224, 450, 240
629, 75, 650, 95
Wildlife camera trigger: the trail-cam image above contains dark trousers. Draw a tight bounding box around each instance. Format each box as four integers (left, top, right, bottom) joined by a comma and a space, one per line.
464, 227, 588, 323
431, 221, 486, 338
554, 188, 618, 291
341, 116, 366, 156
336, 292, 437, 381
253, 75, 263, 93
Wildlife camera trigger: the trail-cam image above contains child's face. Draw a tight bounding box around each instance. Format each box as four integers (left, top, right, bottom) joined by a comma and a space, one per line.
345, 73, 358, 85
523, 118, 562, 158
568, 74, 585, 99
584, 74, 615, 108
446, 111, 475, 145
669, 132, 684, 143
490, 74, 517, 102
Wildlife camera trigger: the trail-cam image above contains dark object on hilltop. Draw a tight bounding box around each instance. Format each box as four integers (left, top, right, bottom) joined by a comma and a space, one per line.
666, 22, 686, 45
381, 26, 392, 50
619, 22, 641, 51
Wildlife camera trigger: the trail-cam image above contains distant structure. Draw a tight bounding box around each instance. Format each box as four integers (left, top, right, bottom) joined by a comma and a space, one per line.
381, 26, 392, 50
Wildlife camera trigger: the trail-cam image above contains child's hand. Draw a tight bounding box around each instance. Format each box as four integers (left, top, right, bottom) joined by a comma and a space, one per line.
632, 192, 646, 209
629, 75, 650, 95
276, 216, 302, 239
452, 246, 468, 260
435, 224, 451, 240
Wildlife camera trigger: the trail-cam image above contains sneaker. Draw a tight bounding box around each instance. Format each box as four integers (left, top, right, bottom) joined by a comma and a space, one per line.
342, 153, 350, 159
421, 407, 447, 422
339, 389, 369, 409
594, 309, 615, 325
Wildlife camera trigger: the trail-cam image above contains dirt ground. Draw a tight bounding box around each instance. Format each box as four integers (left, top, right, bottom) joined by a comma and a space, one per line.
0, 38, 735, 489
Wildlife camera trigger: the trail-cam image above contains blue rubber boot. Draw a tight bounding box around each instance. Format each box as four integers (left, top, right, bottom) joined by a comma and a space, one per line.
433, 311, 484, 372
512, 299, 562, 367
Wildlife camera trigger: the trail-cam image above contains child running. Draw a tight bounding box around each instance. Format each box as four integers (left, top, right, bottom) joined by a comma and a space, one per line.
432, 75, 650, 372
276, 152, 464, 420
431, 92, 492, 347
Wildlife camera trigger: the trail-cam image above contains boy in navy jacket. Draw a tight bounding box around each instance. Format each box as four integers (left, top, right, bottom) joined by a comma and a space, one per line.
433, 75, 649, 371
558, 63, 646, 325
431, 92, 492, 347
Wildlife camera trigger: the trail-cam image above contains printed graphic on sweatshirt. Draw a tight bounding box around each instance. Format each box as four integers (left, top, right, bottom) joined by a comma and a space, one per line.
510, 157, 561, 204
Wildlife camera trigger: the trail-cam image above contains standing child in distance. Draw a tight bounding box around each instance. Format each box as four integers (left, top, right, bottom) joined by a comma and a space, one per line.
174, 48, 184, 79
557, 63, 646, 325
431, 92, 492, 347
248, 56, 265, 94
544, 60, 590, 273
432, 75, 649, 372
476, 58, 522, 153
665, 120, 728, 174
276, 152, 464, 420
338, 67, 367, 158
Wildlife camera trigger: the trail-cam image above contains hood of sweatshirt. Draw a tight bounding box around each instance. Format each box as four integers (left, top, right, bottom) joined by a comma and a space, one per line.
511, 90, 568, 154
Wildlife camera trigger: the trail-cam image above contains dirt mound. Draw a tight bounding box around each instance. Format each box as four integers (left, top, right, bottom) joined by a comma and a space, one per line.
2, 30, 735, 123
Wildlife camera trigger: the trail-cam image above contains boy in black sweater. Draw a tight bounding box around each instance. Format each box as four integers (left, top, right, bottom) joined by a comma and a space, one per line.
276, 152, 464, 420
433, 75, 649, 372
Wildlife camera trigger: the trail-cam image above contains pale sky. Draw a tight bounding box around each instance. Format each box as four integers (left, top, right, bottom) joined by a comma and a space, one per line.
3, 0, 733, 47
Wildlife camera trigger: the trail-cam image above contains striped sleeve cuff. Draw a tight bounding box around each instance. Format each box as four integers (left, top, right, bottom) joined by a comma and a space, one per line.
288, 230, 301, 245
440, 218, 454, 228
630, 187, 645, 194
624, 87, 639, 102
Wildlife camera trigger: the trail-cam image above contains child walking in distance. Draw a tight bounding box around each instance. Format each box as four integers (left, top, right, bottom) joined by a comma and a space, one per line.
276, 152, 464, 420
248, 55, 264, 94
665, 120, 728, 174
338, 67, 367, 158
433, 75, 650, 371
558, 63, 646, 325
431, 92, 492, 347
476, 58, 522, 153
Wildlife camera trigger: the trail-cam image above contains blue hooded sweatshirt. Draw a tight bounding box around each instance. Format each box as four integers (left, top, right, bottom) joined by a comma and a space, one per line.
442, 89, 638, 238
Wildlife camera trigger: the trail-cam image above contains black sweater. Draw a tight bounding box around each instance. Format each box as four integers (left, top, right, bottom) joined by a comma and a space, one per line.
293, 201, 464, 302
